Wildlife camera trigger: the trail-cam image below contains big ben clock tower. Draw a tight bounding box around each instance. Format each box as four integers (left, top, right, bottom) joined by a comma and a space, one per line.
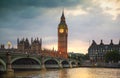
58, 10, 68, 58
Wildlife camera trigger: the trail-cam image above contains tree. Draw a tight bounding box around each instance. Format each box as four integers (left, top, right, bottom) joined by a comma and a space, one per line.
104, 50, 120, 63
84, 53, 89, 60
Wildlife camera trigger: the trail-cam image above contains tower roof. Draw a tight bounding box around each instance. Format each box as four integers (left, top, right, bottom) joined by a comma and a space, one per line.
61, 10, 65, 20
59, 10, 67, 29
92, 40, 97, 45
110, 39, 113, 45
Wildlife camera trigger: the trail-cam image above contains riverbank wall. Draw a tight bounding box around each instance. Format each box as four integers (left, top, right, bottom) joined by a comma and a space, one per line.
80, 62, 120, 68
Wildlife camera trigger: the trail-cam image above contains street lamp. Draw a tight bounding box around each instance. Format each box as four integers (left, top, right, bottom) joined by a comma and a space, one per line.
7, 41, 12, 49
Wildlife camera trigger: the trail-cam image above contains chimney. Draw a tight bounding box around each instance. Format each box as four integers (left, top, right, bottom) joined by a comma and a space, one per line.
110, 39, 113, 45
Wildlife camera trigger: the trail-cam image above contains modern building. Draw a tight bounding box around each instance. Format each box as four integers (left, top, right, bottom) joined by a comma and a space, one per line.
88, 40, 120, 62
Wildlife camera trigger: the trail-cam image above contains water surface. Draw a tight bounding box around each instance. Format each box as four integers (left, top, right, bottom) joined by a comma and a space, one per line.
1, 68, 120, 78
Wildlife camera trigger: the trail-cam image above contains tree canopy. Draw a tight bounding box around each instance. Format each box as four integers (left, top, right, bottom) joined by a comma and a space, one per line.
104, 50, 120, 63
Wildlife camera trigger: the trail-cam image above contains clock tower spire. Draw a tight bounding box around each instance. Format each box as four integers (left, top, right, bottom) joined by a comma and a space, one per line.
58, 10, 68, 58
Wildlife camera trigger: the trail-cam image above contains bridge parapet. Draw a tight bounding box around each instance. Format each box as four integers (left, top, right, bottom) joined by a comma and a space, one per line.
0, 51, 80, 71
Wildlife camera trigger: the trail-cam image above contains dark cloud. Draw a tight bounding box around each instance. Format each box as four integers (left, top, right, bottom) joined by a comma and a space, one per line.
0, 0, 86, 21
0, 0, 83, 9
0, 0, 120, 53
67, 6, 120, 43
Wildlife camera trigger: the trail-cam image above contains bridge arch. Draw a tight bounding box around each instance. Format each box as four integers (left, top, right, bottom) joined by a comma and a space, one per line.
44, 58, 59, 68
43, 58, 59, 64
77, 62, 81, 67
11, 57, 41, 70
71, 61, 76, 65
61, 60, 69, 68
11, 57, 41, 65
0, 58, 6, 71
70, 61, 77, 67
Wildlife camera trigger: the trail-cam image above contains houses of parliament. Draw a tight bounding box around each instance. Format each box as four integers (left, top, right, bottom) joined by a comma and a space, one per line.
0, 11, 68, 59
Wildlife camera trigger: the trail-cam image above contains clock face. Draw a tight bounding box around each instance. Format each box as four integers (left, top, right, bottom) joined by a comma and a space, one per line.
59, 29, 64, 33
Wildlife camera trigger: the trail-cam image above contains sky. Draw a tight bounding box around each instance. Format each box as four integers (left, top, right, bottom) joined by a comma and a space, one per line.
0, 0, 120, 54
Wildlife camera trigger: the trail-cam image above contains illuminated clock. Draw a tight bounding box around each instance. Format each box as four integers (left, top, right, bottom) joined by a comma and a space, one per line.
59, 29, 64, 33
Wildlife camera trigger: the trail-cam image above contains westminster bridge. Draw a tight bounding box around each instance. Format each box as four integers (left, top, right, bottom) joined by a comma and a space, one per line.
0, 51, 81, 72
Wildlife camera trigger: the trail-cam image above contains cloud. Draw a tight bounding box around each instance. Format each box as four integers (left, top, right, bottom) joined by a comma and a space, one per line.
0, 0, 83, 8
0, 0, 92, 22
66, 2, 120, 49
92, 0, 120, 20
68, 39, 88, 53
0, 0, 90, 15
0, 0, 120, 53
65, 6, 88, 16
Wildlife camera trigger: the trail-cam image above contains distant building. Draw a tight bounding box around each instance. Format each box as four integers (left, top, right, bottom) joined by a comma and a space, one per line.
0, 44, 5, 49
88, 40, 120, 62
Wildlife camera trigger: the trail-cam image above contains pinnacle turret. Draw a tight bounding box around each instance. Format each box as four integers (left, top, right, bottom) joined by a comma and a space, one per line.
110, 39, 113, 45
100, 40, 104, 45
60, 10, 66, 24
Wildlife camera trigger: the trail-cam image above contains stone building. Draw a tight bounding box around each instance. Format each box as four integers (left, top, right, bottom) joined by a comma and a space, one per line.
88, 40, 120, 62
0, 44, 5, 49
58, 10, 68, 58
17, 38, 42, 53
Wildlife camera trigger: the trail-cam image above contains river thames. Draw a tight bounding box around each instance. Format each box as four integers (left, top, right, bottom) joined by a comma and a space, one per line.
1, 67, 120, 78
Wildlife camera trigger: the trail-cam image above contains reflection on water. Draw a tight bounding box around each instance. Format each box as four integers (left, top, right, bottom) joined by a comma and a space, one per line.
1, 68, 120, 78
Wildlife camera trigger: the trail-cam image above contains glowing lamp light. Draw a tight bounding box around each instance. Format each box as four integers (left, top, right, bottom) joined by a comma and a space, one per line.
7, 41, 12, 49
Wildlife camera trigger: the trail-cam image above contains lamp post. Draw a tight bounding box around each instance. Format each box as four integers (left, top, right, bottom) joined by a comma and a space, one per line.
7, 41, 12, 49
6, 41, 14, 77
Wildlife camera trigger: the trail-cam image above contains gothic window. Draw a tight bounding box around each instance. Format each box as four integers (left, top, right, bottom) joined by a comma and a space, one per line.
100, 48, 102, 51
